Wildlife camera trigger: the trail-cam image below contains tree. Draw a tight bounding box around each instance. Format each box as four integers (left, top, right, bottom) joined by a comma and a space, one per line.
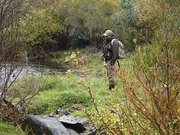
112, 0, 140, 51
0, 0, 43, 123
57, 0, 119, 47
20, 0, 66, 59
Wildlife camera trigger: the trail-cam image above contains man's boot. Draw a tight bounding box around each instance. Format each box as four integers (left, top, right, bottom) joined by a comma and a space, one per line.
108, 85, 115, 90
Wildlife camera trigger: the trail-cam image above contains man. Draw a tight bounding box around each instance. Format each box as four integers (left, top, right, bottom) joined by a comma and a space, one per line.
101, 30, 119, 90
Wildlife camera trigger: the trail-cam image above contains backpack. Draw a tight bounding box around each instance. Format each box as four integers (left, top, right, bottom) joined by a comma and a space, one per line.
111, 39, 125, 59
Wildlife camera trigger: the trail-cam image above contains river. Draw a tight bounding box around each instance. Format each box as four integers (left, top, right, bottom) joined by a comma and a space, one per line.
0, 61, 68, 85
23, 61, 67, 74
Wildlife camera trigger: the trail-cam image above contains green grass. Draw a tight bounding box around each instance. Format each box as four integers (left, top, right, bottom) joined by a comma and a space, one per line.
0, 121, 27, 135
23, 49, 133, 115
28, 52, 130, 114
28, 74, 108, 113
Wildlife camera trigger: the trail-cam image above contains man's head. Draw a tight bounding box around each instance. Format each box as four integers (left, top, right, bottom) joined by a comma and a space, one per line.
103, 30, 114, 39
103, 30, 114, 36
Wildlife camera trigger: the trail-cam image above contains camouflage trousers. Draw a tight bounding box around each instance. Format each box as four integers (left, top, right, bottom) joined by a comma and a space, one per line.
105, 60, 116, 86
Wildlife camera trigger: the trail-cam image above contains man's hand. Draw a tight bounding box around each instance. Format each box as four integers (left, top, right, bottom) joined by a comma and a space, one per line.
109, 64, 114, 69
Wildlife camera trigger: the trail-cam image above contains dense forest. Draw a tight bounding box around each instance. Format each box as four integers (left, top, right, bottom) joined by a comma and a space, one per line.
2, 0, 179, 60
0, 0, 180, 134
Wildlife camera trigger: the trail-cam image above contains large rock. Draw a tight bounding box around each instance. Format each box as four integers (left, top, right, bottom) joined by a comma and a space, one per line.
22, 115, 70, 135
58, 115, 86, 132
22, 115, 98, 135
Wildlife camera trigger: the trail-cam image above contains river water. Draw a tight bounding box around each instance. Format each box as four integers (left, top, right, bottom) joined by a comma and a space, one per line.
0, 62, 67, 85
24, 61, 67, 75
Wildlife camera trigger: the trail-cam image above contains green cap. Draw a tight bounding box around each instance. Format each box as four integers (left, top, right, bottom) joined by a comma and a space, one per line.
103, 30, 114, 36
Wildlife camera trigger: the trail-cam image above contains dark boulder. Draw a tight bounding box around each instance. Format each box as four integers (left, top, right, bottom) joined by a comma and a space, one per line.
22, 115, 70, 135
22, 115, 98, 135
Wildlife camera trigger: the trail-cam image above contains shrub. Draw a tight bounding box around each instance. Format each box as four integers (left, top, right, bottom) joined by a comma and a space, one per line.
57, 91, 91, 108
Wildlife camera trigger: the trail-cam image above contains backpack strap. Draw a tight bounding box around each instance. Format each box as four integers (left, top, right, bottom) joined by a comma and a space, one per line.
111, 39, 116, 45
111, 39, 121, 70
112, 39, 124, 48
